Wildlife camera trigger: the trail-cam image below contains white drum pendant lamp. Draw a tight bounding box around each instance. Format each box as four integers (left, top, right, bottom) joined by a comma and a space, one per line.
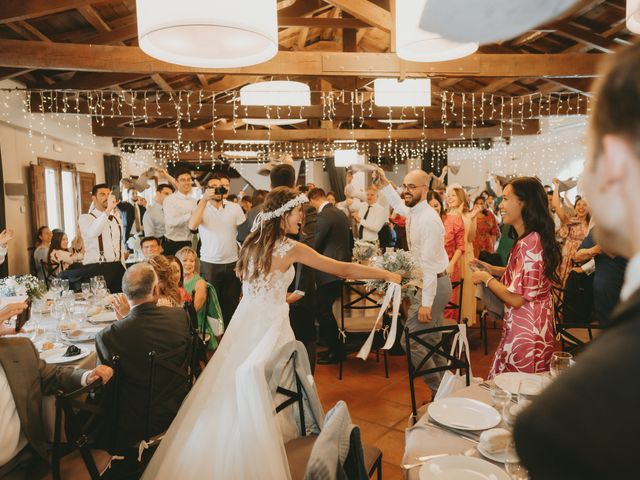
396, 0, 478, 62
373, 78, 432, 107
628, 0, 640, 34
240, 81, 310, 126
136, 0, 278, 68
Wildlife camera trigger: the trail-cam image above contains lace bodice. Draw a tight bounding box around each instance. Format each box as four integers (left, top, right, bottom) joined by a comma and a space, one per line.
242, 239, 295, 303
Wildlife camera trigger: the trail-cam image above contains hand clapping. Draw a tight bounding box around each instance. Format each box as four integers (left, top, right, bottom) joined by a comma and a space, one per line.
0, 229, 14, 248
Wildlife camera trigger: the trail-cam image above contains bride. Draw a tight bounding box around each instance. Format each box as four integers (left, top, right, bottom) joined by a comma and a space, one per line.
142, 187, 400, 479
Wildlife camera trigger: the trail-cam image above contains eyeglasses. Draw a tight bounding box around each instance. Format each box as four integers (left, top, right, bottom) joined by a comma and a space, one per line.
401, 184, 427, 191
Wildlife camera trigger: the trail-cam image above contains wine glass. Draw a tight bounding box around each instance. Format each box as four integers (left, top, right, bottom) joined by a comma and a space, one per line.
489, 382, 512, 412
517, 378, 542, 408
50, 278, 62, 298
81, 283, 91, 301
502, 401, 521, 430
550, 352, 573, 378
504, 438, 529, 479
60, 279, 70, 292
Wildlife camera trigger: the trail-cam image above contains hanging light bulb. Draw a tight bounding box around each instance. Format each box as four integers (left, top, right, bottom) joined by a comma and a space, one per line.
628, 0, 640, 34
136, 0, 278, 68
395, 0, 478, 62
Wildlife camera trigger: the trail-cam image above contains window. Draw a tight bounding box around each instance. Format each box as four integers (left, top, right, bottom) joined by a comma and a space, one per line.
38, 159, 78, 241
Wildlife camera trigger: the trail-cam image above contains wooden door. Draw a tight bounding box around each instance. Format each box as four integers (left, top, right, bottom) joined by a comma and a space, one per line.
78, 171, 96, 215
29, 164, 47, 235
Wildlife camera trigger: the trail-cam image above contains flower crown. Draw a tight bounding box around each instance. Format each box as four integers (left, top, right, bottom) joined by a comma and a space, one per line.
250, 193, 309, 233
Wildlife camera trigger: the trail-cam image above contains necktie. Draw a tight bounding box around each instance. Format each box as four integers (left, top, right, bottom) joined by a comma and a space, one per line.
358, 205, 371, 239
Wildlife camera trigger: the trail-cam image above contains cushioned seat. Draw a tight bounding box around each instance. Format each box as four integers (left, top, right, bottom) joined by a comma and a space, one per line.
41, 449, 112, 480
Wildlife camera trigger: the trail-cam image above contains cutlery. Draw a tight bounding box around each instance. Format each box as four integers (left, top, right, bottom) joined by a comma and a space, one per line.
401, 449, 476, 469
425, 419, 480, 443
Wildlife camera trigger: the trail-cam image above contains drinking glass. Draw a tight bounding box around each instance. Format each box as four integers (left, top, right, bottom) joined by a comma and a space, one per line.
504, 438, 529, 479
489, 382, 512, 412
502, 401, 522, 430
550, 351, 573, 378
81, 283, 91, 300
517, 378, 542, 408
50, 278, 62, 298
60, 279, 70, 292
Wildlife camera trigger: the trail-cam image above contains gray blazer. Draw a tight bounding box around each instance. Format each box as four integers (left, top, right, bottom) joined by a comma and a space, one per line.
0, 337, 85, 463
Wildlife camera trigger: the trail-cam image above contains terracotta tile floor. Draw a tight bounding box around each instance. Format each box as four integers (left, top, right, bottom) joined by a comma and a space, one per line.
314, 322, 503, 479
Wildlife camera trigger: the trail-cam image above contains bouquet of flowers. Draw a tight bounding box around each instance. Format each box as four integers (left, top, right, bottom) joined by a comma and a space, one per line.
352, 240, 379, 263
365, 249, 422, 300
0, 274, 47, 300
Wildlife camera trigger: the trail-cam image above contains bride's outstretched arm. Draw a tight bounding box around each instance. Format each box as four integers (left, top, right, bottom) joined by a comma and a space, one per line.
290, 242, 401, 283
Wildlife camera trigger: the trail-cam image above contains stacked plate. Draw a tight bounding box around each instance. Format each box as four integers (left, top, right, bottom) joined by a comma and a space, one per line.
427, 397, 501, 431
419, 455, 510, 480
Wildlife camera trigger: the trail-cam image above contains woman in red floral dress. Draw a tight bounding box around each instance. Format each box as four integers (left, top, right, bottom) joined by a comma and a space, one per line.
472, 196, 500, 258
471, 177, 561, 378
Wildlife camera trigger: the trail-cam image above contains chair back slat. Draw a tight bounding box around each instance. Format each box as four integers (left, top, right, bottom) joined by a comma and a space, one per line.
275, 352, 306, 437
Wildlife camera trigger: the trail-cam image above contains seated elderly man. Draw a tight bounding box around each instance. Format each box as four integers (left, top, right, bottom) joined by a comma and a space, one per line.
0, 302, 113, 480
140, 236, 163, 259
95, 262, 192, 450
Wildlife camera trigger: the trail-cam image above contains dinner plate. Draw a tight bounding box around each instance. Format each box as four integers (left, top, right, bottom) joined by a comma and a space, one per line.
41, 347, 90, 364
428, 398, 500, 431
62, 326, 103, 342
419, 455, 510, 480
494, 372, 542, 396
34, 341, 65, 353
88, 311, 117, 323
477, 443, 517, 464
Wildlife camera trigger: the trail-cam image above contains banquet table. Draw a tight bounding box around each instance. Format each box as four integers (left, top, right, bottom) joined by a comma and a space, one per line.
402, 383, 508, 479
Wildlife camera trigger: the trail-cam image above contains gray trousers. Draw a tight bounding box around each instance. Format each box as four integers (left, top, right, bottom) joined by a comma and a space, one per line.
402, 275, 453, 394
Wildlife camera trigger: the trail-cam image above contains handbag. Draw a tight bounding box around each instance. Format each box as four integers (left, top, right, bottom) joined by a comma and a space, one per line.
434, 324, 480, 401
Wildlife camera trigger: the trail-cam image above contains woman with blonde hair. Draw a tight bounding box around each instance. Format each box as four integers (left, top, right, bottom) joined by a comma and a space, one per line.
147, 254, 182, 307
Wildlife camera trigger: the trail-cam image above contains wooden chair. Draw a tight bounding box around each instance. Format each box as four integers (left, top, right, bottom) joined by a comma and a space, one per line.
41, 260, 56, 289
278, 354, 383, 480
47, 377, 117, 480
405, 324, 470, 425
552, 286, 603, 355
336, 280, 390, 380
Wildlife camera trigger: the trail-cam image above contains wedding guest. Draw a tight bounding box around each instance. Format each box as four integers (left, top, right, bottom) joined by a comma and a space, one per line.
117, 188, 147, 248
47, 230, 84, 276
471, 177, 560, 377
95, 263, 192, 450
377, 168, 452, 395
77, 184, 126, 293
148, 254, 182, 307
326, 191, 337, 206
447, 187, 477, 324
307, 188, 352, 365
165, 255, 193, 306
353, 187, 387, 242
515, 43, 640, 480
553, 181, 590, 286
430, 191, 465, 320
141, 236, 163, 259
189, 173, 245, 326
240, 195, 252, 214
33, 226, 52, 280
142, 183, 174, 243
163, 168, 197, 256
472, 196, 500, 258
0, 326, 113, 479
390, 210, 408, 251
0, 229, 14, 265
226, 193, 238, 204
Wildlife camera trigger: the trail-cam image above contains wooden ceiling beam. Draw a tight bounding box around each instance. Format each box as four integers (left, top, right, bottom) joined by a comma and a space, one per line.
0, 67, 33, 81
322, 0, 392, 32
0, 0, 93, 24
150, 73, 173, 92
84, 22, 137, 44
278, 16, 370, 28
77, 5, 111, 33
6, 20, 51, 42
0, 40, 606, 78
92, 120, 540, 141
32, 72, 147, 90
550, 21, 616, 53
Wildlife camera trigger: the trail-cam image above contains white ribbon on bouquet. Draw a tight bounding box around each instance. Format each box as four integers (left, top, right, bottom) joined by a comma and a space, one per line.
356, 282, 402, 360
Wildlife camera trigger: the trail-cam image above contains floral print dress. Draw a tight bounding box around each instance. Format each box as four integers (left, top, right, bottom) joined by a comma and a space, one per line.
443, 214, 465, 320
558, 218, 589, 286
489, 232, 555, 378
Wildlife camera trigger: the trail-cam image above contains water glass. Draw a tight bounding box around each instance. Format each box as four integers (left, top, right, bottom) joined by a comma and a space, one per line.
489, 382, 512, 411
50, 278, 62, 297
504, 438, 529, 479
517, 378, 542, 408
550, 351, 573, 378
502, 402, 521, 430
60, 279, 70, 292
81, 283, 91, 300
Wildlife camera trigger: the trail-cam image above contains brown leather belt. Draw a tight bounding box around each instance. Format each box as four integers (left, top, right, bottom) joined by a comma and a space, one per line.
437, 270, 448, 278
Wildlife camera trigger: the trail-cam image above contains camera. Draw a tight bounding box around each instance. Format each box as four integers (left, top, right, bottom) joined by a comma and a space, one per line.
214, 186, 228, 195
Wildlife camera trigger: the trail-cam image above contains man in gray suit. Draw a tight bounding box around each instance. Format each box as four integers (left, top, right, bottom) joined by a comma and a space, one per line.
0, 317, 112, 480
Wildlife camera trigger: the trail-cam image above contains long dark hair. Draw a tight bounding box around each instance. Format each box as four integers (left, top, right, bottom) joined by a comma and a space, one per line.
427, 190, 445, 219
236, 187, 298, 282
35, 226, 49, 247
48, 231, 67, 263
506, 177, 561, 284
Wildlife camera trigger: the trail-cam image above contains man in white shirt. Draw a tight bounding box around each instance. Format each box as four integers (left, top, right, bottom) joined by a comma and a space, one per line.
163, 168, 197, 256
376, 167, 452, 394
352, 187, 387, 242
189, 173, 245, 326
143, 183, 174, 243
0, 326, 112, 479
0, 229, 14, 266
74, 183, 126, 293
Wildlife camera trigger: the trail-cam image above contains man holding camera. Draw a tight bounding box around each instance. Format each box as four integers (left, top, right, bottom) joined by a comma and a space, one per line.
189, 173, 245, 326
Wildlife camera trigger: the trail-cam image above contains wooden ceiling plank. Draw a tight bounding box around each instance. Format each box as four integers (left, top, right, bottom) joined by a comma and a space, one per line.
34, 72, 148, 90
322, 0, 392, 32
85, 22, 137, 44
150, 73, 173, 92
0, 67, 34, 81
278, 16, 369, 28
551, 21, 615, 52
0, 0, 92, 24
77, 4, 111, 33
196, 74, 209, 88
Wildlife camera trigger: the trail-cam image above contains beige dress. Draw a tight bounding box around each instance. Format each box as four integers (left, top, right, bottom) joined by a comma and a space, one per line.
460, 213, 478, 326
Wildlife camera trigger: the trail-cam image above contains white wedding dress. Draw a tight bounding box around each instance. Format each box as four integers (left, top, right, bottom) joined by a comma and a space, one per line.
142, 239, 302, 479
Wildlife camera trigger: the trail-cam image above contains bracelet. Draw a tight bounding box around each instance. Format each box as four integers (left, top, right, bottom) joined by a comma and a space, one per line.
484, 276, 495, 288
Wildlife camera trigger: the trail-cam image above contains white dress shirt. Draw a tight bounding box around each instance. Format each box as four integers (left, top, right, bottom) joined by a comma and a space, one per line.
317, 201, 330, 214
163, 192, 197, 242
620, 251, 640, 302
198, 200, 246, 264
79, 209, 124, 264
382, 184, 449, 308
357, 202, 387, 242
143, 202, 165, 238
0, 363, 27, 468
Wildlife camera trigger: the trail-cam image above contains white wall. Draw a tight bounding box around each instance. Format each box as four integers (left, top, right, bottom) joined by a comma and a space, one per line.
0, 83, 115, 275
